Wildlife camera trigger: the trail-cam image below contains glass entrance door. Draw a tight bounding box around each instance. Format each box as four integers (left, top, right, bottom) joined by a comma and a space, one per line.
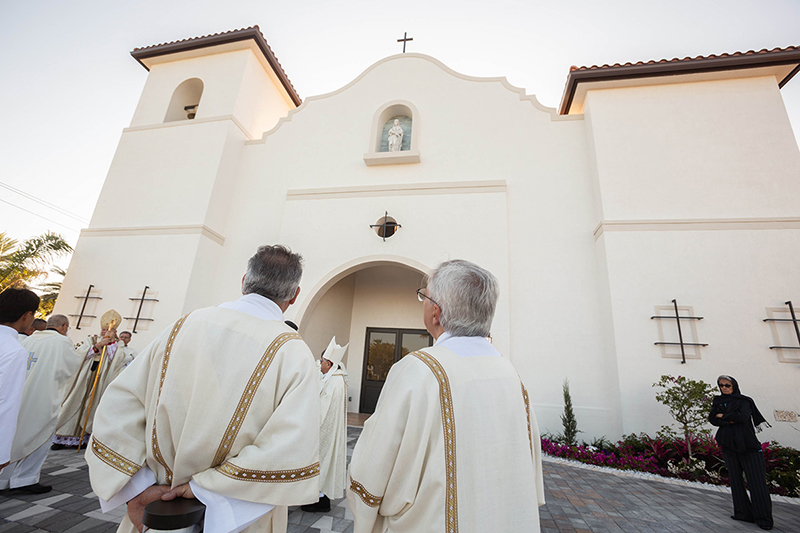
360, 328, 433, 414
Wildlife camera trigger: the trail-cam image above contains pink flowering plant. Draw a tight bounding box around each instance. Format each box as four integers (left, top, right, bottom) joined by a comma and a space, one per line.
540, 373, 800, 496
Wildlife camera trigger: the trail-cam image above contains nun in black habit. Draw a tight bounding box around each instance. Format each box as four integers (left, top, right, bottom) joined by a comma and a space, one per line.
708, 375, 773, 530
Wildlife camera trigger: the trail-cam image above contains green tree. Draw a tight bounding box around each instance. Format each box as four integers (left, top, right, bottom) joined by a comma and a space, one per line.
561, 378, 580, 446
37, 265, 67, 317
653, 374, 717, 458
0, 231, 72, 291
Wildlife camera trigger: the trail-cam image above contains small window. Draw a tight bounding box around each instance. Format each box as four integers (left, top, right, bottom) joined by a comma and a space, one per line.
164, 78, 204, 123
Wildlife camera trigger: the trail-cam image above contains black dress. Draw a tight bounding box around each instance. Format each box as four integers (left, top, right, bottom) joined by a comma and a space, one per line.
709, 395, 773, 529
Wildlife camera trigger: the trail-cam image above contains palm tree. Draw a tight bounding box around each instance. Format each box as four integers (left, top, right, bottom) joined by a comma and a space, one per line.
38, 265, 67, 316
0, 231, 73, 291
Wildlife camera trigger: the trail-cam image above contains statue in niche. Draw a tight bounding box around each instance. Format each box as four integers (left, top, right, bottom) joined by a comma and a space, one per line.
387, 119, 404, 152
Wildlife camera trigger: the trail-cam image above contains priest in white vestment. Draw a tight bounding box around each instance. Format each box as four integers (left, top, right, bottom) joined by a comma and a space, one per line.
1, 315, 81, 493
0, 288, 40, 471
302, 338, 349, 512
53, 316, 125, 448
85, 245, 321, 533
347, 260, 545, 533
118, 331, 138, 367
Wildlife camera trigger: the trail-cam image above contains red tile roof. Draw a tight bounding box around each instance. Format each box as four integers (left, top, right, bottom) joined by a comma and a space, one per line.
131, 26, 301, 107
560, 45, 800, 115
570, 46, 800, 72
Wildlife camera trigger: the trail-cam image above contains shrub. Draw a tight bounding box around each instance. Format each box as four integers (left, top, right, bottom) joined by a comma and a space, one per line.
653, 375, 716, 458
560, 379, 580, 446
541, 432, 800, 497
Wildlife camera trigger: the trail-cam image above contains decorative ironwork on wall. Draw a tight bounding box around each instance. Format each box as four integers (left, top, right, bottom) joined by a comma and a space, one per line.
370, 211, 402, 241
651, 299, 707, 364
124, 285, 158, 334
69, 284, 101, 330
763, 301, 800, 362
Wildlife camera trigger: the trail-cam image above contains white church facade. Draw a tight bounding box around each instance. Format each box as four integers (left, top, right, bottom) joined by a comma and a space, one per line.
54, 27, 800, 445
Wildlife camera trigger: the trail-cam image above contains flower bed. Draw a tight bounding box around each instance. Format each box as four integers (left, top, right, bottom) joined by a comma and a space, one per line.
541, 433, 800, 497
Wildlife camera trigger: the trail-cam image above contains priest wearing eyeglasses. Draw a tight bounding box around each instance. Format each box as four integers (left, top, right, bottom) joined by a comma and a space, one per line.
347, 259, 545, 533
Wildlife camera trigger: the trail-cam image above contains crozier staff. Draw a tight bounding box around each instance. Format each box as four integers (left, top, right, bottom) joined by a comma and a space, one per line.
708, 375, 773, 530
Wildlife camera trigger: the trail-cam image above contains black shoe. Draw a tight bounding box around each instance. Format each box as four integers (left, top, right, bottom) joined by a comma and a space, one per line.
301, 495, 331, 512
757, 524, 773, 531
10, 483, 52, 494
50, 443, 66, 450
731, 515, 755, 523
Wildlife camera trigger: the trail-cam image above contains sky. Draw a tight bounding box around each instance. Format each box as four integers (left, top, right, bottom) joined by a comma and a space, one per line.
1, 0, 799, 257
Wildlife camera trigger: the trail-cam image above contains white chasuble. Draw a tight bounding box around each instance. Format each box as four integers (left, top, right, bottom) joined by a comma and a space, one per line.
319, 365, 348, 499
0, 325, 27, 465
347, 343, 544, 533
54, 336, 125, 445
85, 307, 321, 533
13, 331, 82, 461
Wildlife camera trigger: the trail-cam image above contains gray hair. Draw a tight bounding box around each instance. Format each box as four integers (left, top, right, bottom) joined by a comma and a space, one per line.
242, 245, 304, 303
427, 260, 499, 337
47, 314, 69, 328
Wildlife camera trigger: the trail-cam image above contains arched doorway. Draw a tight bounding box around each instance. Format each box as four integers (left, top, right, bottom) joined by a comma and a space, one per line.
296, 258, 432, 414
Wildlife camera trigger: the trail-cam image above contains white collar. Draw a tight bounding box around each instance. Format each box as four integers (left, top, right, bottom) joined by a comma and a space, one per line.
0, 324, 20, 340
218, 293, 285, 322
434, 331, 501, 357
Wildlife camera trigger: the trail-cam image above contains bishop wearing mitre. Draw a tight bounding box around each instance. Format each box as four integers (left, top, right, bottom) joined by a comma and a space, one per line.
85, 245, 320, 533
347, 260, 546, 533
53, 309, 124, 448
1, 315, 81, 493
302, 337, 349, 512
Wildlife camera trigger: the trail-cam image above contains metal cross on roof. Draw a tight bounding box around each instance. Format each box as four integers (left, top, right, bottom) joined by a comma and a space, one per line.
397, 32, 413, 53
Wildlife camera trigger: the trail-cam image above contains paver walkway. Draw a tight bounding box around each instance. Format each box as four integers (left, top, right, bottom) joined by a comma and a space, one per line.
2, 427, 798, 532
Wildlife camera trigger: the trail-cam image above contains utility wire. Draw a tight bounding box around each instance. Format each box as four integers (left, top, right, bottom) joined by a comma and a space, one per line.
0, 197, 80, 233
0, 181, 89, 223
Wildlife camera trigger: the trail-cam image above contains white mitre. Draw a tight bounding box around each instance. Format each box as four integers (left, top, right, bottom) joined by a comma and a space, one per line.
322, 336, 349, 368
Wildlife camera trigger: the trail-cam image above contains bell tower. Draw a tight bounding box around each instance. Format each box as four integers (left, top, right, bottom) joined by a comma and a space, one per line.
55, 27, 300, 337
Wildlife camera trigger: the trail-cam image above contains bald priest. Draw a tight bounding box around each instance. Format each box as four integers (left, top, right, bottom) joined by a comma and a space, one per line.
347, 260, 546, 533
1, 314, 81, 493
85, 245, 321, 533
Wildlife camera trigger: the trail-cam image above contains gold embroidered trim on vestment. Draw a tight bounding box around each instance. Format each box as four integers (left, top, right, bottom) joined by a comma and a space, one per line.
216, 461, 320, 483
520, 381, 533, 460
350, 478, 383, 507
91, 437, 141, 477
211, 332, 302, 467
151, 313, 189, 485
411, 350, 458, 533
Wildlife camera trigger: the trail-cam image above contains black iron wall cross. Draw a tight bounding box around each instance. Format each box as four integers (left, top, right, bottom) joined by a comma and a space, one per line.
651, 299, 707, 364
764, 300, 800, 351
69, 284, 101, 330
124, 285, 159, 334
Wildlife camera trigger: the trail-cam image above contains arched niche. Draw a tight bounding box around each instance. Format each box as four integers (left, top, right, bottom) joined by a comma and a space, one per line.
164, 78, 204, 123
363, 100, 421, 166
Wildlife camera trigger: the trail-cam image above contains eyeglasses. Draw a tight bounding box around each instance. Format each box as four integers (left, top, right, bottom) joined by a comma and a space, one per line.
416, 288, 441, 309
719, 383, 733, 388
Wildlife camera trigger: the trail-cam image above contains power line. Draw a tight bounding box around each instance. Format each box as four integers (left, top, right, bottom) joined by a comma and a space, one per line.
0, 198, 80, 233
0, 181, 89, 223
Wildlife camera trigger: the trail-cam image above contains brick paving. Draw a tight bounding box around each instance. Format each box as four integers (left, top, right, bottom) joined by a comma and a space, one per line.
2, 426, 798, 532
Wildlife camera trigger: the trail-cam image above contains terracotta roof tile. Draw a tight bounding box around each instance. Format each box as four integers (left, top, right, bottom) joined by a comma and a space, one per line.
131, 26, 301, 106
560, 45, 800, 115
570, 46, 800, 72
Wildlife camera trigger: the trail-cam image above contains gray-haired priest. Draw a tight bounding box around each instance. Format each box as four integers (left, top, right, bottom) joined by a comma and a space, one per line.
347, 260, 546, 533
85, 245, 321, 533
